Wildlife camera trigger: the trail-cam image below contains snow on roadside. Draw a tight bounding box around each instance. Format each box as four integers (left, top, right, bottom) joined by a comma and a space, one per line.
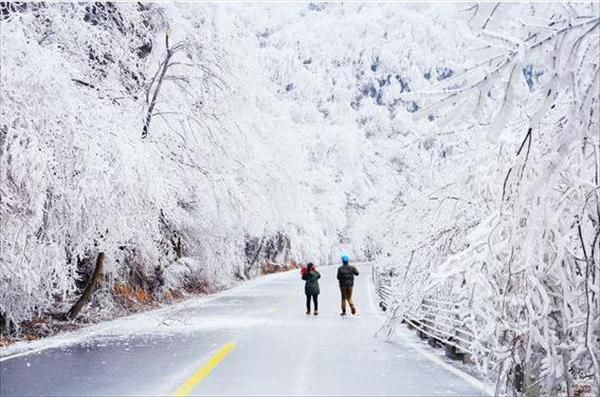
390, 326, 495, 397
0, 270, 292, 361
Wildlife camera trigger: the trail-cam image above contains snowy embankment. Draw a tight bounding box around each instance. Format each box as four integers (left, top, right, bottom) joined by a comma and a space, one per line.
0, 270, 292, 360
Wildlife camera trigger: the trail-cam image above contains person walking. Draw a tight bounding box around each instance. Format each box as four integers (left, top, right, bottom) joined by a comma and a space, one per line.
337, 255, 359, 316
301, 262, 320, 315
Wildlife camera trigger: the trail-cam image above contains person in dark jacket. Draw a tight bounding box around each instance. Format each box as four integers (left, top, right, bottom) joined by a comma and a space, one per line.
301, 262, 320, 315
337, 255, 359, 315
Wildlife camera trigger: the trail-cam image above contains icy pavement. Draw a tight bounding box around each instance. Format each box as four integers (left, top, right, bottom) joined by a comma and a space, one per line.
0, 264, 491, 396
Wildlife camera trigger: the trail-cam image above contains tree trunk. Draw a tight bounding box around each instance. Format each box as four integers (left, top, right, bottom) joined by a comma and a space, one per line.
142, 33, 174, 139
245, 236, 265, 279
64, 252, 105, 321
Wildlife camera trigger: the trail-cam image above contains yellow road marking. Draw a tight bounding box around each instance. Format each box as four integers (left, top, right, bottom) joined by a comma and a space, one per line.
173, 343, 236, 397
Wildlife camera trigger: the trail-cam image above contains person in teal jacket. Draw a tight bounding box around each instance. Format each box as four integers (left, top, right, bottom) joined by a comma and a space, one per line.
301, 262, 320, 315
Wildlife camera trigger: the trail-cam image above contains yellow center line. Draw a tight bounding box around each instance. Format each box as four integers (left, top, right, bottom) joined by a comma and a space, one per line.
173, 342, 236, 397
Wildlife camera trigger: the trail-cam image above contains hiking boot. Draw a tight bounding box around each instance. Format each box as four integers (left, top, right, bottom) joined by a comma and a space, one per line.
314, 310, 319, 316
350, 305, 357, 315
306, 310, 311, 315
340, 312, 347, 316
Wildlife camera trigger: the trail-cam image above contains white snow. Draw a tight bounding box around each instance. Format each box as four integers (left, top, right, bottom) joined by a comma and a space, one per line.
1, 2, 598, 395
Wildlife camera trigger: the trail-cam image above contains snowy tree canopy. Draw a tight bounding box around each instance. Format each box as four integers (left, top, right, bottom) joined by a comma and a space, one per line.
0, 2, 598, 395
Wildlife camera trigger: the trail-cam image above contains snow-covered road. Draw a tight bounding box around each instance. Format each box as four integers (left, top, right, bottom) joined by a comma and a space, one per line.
1, 264, 489, 396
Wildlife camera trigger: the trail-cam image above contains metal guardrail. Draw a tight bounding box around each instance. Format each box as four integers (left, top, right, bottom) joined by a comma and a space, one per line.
373, 264, 484, 360
404, 297, 475, 355
372, 265, 393, 312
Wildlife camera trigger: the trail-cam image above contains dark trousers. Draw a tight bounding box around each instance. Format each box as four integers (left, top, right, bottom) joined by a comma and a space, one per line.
340, 287, 355, 313
306, 294, 318, 312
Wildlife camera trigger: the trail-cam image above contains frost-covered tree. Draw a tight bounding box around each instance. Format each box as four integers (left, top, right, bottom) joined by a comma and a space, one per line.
0, 2, 347, 332
378, 3, 599, 395
2, 4, 597, 395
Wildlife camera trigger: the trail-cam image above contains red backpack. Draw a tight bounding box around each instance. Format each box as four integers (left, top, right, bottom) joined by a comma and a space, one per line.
300, 266, 316, 277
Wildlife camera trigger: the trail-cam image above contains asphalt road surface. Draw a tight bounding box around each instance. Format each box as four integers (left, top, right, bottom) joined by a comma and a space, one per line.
1, 264, 489, 396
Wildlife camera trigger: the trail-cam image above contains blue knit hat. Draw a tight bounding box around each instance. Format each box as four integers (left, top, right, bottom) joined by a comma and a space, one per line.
341, 254, 350, 264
